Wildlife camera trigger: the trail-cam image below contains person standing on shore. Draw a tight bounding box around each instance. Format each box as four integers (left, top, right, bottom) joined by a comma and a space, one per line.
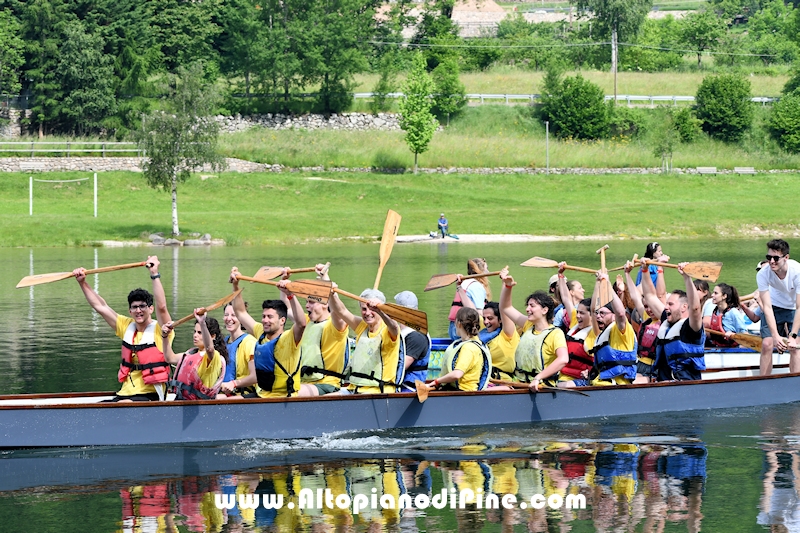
758, 239, 800, 374
438, 213, 449, 238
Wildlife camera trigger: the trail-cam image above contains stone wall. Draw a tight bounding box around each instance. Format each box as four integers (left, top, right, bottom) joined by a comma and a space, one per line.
216, 112, 402, 134
0, 157, 266, 173
0, 108, 24, 138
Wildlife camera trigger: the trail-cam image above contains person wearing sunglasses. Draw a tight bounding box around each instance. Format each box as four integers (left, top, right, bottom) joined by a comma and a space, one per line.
757, 239, 800, 374
72, 255, 174, 402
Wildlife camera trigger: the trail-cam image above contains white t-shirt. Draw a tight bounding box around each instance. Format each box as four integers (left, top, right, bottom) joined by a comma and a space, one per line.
701, 299, 715, 317
757, 258, 800, 310
462, 279, 487, 311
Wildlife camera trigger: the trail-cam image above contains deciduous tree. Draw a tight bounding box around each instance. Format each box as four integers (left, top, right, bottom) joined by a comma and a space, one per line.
679, 10, 727, 67
398, 53, 438, 174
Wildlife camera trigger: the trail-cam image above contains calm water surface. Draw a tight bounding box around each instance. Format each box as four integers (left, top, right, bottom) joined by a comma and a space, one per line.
0, 239, 789, 532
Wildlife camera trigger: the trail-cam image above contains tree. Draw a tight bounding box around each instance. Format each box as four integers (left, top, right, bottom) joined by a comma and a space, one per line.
540, 72, 609, 139
695, 74, 753, 143
218, 0, 269, 103
431, 57, 466, 125
679, 10, 726, 67
135, 63, 225, 236
769, 92, 800, 153
398, 53, 438, 174
0, 9, 24, 96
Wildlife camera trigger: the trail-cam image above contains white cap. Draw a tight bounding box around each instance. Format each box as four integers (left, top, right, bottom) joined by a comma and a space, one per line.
394, 291, 419, 309
548, 274, 561, 286
441, 213, 445, 216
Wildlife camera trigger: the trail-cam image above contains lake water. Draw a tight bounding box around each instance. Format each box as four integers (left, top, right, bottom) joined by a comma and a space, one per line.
0, 239, 792, 532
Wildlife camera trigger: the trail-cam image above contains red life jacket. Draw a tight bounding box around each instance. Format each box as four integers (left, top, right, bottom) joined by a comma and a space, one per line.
709, 309, 737, 347
121, 484, 170, 519
637, 318, 660, 364
170, 348, 226, 400
119, 321, 170, 385
448, 289, 463, 322
561, 325, 593, 379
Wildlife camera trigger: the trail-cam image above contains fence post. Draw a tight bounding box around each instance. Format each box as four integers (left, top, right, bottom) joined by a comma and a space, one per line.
545, 121, 549, 175
94, 172, 97, 218
102, 143, 106, 158
67, 141, 70, 157
29, 176, 33, 216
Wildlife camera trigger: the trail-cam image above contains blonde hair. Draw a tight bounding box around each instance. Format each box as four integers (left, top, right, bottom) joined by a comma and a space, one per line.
467, 258, 492, 301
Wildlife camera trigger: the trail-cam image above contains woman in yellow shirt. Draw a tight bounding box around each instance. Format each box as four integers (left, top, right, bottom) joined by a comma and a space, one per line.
162, 310, 226, 400
431, 308, 492, 391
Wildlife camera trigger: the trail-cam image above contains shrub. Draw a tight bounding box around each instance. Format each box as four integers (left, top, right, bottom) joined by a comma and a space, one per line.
673, 107, 703, 143
431, 58, 467, 123
783, 65, 800, 95
539, 73, 609, 140
695, 74, 754, 143
769, 92, 800, 153
608, 105, 647, 138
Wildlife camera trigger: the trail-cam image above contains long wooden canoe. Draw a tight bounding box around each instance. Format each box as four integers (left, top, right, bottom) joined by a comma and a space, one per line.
2, 372, 800, 448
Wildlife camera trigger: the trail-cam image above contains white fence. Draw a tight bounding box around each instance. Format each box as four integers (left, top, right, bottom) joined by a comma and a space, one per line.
354, 92, 779, 105
0, 141, 140, 157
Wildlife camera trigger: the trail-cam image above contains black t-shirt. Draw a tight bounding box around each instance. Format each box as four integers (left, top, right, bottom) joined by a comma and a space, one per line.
403, 331, 429, 361
660, 310, 703, 344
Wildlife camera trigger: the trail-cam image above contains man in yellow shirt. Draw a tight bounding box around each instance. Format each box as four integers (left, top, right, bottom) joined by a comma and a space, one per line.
230, 268, 306, 398
73, 256, 173, 401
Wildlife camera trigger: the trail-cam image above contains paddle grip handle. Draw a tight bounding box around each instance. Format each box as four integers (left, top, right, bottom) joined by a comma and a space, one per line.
288, 267, 318, 274
84, 262, 148, 275
563, 265, 598, 274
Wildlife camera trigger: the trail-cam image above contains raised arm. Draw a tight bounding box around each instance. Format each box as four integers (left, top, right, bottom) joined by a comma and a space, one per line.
370, 301, 399, 341
499, 268, 527, 328
681, 263, 703, 332
328, 286, 361, 332
230, 267, 257, 336
600, 271, 628, 333
277, 280, 307, 344
624, 262, 646, 324
147, 256, 171, 326
556, 263, 574, 322
73, 267, 118, 329
640, 260, 665, 320
160, 320, 180, 365
589, 276, 601, 337
195, 310, 217, 365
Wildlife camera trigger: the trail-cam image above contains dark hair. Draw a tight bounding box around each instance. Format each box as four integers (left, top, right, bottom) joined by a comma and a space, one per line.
483, 301, 500, 320
567, 280, 581, 292
262, 300, 288, 320
579, 298, 592, 309
716, 283, 740, 309
197, 317, 229, 361
693, 279, 709, 303
644, 242, 660, 259
671, 289, 688, 306
526, 290, 555, 322
767, 239, 790, 255
127, 288, 153, 307
455, 307, 481, 336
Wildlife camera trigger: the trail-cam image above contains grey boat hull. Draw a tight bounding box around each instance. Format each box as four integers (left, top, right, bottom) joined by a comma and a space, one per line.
2, 373, 800, 448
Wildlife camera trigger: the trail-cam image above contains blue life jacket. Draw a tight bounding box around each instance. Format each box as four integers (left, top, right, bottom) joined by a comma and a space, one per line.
655, 318, 706, 374
590, 323, 638, 381
400, 329, 431, 391
254, 332, 301, 396
224, 333, 248, 382
478, 326, 502, 345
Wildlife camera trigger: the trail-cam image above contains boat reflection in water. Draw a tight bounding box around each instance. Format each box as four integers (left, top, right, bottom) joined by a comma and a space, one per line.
109, 442, 707, 533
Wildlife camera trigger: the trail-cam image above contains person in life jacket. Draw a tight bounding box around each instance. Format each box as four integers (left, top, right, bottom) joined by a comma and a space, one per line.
229, 268, 307, 398
73, 256, 174, 402
430, 307, 492, 391
624, 262, 660, 383
582, 271, 638, 386
161, 310, 226, 400
641, 260, 706, 381
448, 258, 492, 340
553, 275, 587, 333
702, 283, 747, 347
498, 267, 568, 391
279, 263, 349, 396
557, 297, 595, 387
328, 286, 401, 395
218, 302, 258, 398
393, 291, 431, 391
472, 300, 518, 381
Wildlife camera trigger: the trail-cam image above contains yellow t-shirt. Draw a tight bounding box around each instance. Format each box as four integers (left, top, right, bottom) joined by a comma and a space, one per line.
253, 324, 302, 398
115, 316, 173, 396
193, 349, 224, 389
486, 328, 519, 378
585, 321, 636, 386
348, 321, 399, 394
230, 333, 256, 381
520, 321, 568, 381
316, 317, 349, 388
453, 337, 486, 392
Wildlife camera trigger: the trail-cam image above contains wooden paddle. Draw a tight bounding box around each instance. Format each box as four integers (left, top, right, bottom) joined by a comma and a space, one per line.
519, 256, 598, 274
704, 328, 762, 352
424, 266, 508, 292
595, 245, 614, 308
608, 253, 639, 272
415, 379, 429, 402
333, 287, 428, 334
252, 266, 319, 281
490, 379, 590, 396
235, 274, 333, 303
172, 290, 243, 328
374, 209, 401, 290
633, 259, 723, 282
16, 261, 150, 289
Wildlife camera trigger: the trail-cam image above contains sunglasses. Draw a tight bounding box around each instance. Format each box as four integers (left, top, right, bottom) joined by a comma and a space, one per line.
766, 254, 786, 263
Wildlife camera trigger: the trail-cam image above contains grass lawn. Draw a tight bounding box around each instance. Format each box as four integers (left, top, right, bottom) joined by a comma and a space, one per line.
1, 169, 798, 247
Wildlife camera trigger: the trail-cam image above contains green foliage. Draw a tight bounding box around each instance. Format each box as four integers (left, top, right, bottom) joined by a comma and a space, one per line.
608, 104, 647, 137
539, 73, 609, 140
784, 64, 800, 94
673, 106, 703, 142
398, 53, 438, 172
695, 74, 754, 142
431, 58, 466, 121
370, 63, 397, 115
134, 62, 225, 235
750, 34, 799, 66
619, 17, 683, 72
769, 91, 800, 153
573, 0, 653, 40
0, 9, 24, 95
679, 10, 726, 67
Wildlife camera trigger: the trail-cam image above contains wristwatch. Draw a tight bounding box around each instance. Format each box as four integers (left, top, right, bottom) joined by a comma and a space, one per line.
792, 332, 798, 339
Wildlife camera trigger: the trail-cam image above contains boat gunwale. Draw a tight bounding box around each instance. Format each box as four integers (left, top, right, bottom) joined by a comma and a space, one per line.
1, 371, 798, 410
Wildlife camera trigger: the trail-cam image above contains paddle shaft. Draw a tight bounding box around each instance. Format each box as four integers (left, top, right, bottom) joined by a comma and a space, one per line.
172, 290, 242, 328
84, 261, 149, 275
332, 287, 427, 334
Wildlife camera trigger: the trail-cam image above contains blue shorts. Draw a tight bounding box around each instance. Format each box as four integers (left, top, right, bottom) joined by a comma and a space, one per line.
569, 379, 591, 387
760, 306, 795, 338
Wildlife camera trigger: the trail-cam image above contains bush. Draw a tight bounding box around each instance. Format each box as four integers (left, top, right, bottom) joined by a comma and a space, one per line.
539, 73, 609, 140
784, 65, 800, 95
431, 58, 467, 122
673, 106, 703, 143
769, 92, 800, 153
608, 105, 647, 138
695, 74, 754, 143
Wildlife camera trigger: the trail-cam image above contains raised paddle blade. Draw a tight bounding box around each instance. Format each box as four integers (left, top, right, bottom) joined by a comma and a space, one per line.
374, 209, 402, 290
16, 261, 148, 289
424, 273, 459, 292
415, 380, 429, 402
520, 256, 560, 268
379, 303, 428, 335
253, 266, 287, 281
172, 290, 243, 328
682, 262, 723, 283
286, 279, 333, 303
